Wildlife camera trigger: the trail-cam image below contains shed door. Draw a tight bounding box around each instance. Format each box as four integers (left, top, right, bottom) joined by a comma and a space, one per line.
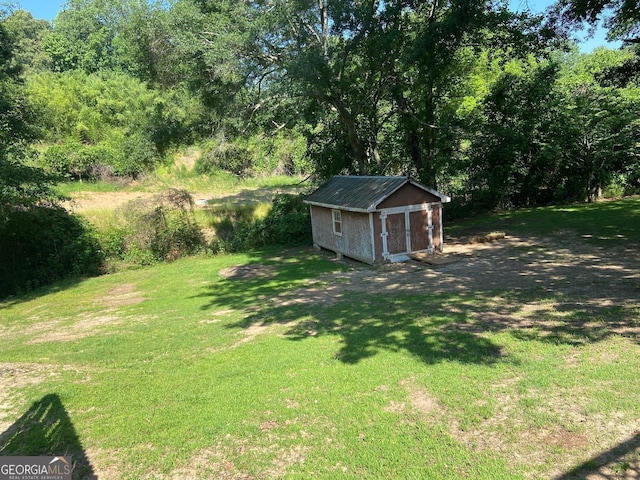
384, 212, 409, 255
380, 205, 434, 261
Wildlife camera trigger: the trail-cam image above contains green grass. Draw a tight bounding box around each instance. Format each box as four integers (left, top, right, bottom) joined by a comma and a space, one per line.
448, 195, 640, 247
55, 179, 131, 196
1, 198, 639, 478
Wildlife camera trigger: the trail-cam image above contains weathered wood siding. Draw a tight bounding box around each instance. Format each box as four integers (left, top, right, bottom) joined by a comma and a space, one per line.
385, 213, 407, 255
310, 206, 374, 264
410, 209, 429, 252
378, 183, 441, 209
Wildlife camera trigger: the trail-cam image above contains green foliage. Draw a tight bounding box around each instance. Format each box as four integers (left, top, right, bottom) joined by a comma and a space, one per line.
40, 142, 110, 180
27, 70, 199, 178
462, 49, 640, 211
468, 62, 563, 209
0, 206, 103, 297
1, 9, 51, 74
241, 0, 554, 185
195, 140, 252, 177
552, 0, 640, 43
106, 189, 205, 266
1, 18, 103, 298
195, 132, 310, 178
4, 0, 640, 225
210, 193, 311, 253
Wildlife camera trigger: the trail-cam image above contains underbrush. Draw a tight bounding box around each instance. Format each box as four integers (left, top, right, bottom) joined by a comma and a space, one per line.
88, 187, 312, 270
0, 205, 103, 298
206, 193, 311, 254
98, 189, 205, 267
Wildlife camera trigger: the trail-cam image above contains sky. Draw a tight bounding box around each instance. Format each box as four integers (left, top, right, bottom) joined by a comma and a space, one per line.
510, 0, 623, 51
16, 0, 622, 52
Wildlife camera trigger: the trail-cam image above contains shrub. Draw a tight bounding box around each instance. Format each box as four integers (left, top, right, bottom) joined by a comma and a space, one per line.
195, 132, 310, 178
209, 193, 311, 253
40, 142, 116, 180
113, 189, 205, 265
195, 141, 252, 177
111, 133, 160, 177
0, 206, 104, 298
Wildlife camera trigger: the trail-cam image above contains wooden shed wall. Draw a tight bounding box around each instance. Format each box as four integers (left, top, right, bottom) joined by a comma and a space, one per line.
378, 183, 441, 209
310, 206, 374, 264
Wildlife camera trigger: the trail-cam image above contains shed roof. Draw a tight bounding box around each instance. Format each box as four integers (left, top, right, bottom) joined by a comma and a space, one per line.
304, 175, 450, 213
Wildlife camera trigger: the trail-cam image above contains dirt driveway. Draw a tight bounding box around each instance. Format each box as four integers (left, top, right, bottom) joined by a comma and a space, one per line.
345, 233, 639, 300
287, 230, 637, 299
277, 232, 640, 342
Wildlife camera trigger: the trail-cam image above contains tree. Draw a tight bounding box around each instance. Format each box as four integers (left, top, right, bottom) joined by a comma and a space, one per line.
0, 17, 44, 209
466, 48, 640, 209
468, 62, 564, 209
551, 0, 640, 83
554, 48, 640, 201
0, 19, 102, 298
42, 0, 175, 79
552, 0, 640, 43
1, 9, 51, 74
238, 0, 554, 186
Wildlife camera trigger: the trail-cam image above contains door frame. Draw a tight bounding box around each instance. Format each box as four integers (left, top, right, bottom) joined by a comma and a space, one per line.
380, 203, 437, 262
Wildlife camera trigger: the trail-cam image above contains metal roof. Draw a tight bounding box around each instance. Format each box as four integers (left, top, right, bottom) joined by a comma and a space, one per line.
303, 176, 449, 213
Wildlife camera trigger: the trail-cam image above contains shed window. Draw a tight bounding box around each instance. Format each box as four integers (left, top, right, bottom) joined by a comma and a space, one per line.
332, 209, 342, 236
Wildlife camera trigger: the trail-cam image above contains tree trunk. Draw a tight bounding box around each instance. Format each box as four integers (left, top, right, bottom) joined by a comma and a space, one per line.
320, 93, 369, 174
422, 80, 437, 189
391, 84, 425, 180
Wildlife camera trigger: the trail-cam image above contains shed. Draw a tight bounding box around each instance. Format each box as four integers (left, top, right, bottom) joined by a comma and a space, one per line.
303, 175, 451, 264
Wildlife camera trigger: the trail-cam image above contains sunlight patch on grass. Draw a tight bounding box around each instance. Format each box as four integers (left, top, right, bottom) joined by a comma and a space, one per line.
1, 220, 639, 479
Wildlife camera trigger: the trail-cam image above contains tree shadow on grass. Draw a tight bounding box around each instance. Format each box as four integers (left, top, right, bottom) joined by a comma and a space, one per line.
195, 250, 505, 366
0, 277, 90, 310
279, 298, 505, 365
195, 245, 638, 366
555, 432, 640, 479
0, 394, 95, 479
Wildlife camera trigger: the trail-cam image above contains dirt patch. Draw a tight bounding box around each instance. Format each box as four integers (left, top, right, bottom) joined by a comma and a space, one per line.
26, 313, 121, 344
207, 323, 272, 354
0, 363, 80, 435
80, 448, 121, 480
99, 283, 145, 308
169, 438, 309, 479
219, 264, 277, 280
316, 233, 640, 312
276, 282, 344, 308
409, 252, 459, 265
64, 191, 156, 213
23, 284, 145, 344
390, 374, 640, 480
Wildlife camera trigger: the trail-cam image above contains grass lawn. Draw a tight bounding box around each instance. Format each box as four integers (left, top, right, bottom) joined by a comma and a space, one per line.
1, 198, 639, 479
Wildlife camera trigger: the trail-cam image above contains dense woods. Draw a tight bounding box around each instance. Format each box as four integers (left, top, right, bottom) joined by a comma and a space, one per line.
1, 0, 639, 295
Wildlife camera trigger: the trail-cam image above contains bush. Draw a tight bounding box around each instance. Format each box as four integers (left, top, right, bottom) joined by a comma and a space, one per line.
40, 142, 115, 180
0, 206, 103, 298
195, 132, 310, 178
111, 133, 160, 177
195, 141, 252, 177
210, 193, 311, 253
111, 189, 205, 265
